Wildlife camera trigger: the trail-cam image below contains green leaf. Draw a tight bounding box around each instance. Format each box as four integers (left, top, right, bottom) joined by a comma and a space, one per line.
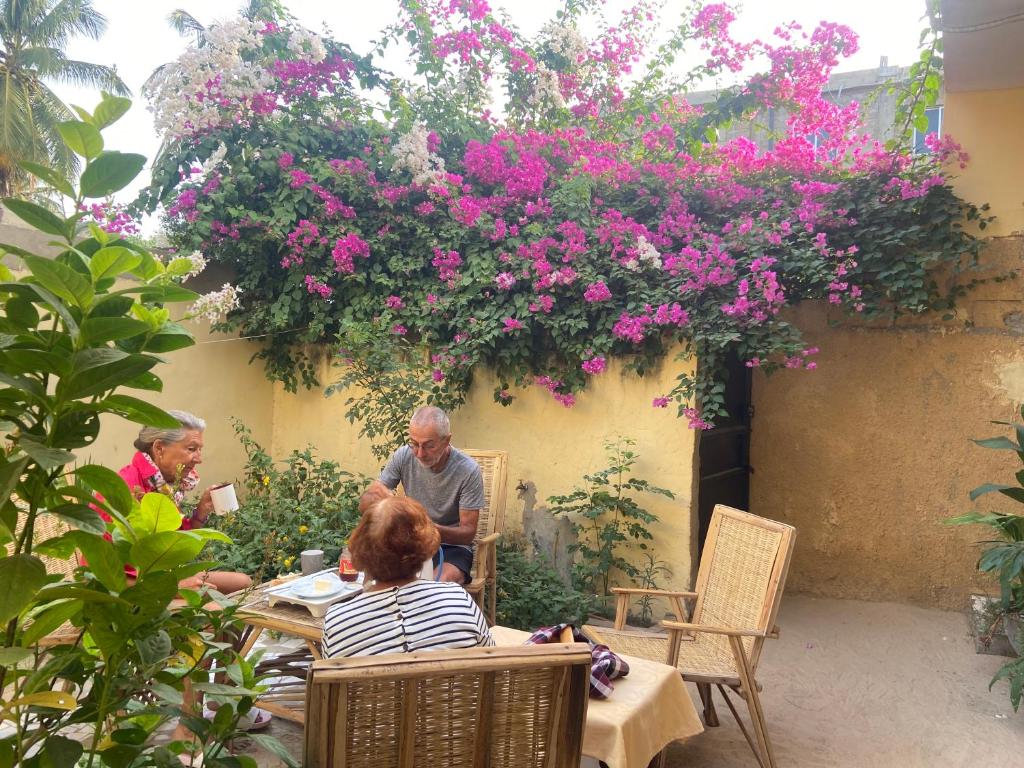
19, 436, 75, 470
22, 254, 93, 309
0, 555, 48, 623
80, 152, 147, 199
122, 371, 163, 392
2, 199, 69, 238
89, 246, 142, 282
93, 93, 133, 130
49, 504, 107, 535
15, 161, 75, 199
130, 531, 205, 574
0, 647, 32, 665
67, 530, 126, 592
973, 437, 1021, 451
129, 493, 183, 536
142, 322, 194, 353
0, 455, 30, 506
101, 395, 181, 429
5, 296, 39, 328
75, 465, 133, 516
148, 681, 184, 706
39, 735, 84, 768
60, 350, 158, 399
57, 120, 103, 160
247, 734, 300, 768
136, 630, 173, 665
22, 601, 82, 646
81, 316, 150, 344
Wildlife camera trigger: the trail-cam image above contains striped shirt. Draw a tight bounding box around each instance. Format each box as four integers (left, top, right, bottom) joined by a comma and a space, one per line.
322, 580, 494, 658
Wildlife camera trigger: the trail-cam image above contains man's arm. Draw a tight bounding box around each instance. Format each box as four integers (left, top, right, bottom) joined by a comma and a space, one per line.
435, 508, 479, 545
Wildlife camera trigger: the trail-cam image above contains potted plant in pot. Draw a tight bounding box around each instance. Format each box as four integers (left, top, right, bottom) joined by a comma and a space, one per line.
948, 405, 1024, 709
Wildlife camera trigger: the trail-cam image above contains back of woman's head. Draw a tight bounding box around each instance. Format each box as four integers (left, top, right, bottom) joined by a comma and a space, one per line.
349, 496, 440, 583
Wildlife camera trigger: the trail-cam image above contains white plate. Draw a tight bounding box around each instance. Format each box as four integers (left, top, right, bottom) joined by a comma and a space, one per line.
292, 576, 346, 599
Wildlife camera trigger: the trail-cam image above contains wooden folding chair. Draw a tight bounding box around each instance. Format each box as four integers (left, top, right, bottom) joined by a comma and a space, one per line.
303, 643, 590, 768
584, 505, 796, 768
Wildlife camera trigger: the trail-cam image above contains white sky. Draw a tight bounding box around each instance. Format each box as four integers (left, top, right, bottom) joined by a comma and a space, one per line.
50, 0, 928, 230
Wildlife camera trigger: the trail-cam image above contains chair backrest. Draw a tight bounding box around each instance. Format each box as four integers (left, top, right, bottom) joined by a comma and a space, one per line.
9, 510, 74, 579
304, 644, 590, 768
461, 449, 508, 545
691, 505, 796, 670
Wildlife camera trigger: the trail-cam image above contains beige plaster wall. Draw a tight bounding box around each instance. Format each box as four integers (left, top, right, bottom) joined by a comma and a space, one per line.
750, 86, 1024, 608
270, 354, 700, 592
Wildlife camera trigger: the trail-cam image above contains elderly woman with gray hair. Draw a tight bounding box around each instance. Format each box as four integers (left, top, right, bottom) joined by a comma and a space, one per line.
116, 411, 270, 747
116, 410, 251, 595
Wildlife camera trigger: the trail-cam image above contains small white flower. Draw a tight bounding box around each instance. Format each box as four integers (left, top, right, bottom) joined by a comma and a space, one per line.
190, 283, 241, 324
199, 144, 228, 178
287, 28, 326, 63
528, 64, 565, 109
184, 251, 208, 280
540, 21, 587, 63
391, 124, 446, 186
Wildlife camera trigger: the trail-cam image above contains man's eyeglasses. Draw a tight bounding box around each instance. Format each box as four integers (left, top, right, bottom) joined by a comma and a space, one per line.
407, 437, 446, 451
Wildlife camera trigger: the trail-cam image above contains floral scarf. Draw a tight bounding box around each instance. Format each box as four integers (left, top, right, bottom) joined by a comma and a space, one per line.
136, 450, 199, 506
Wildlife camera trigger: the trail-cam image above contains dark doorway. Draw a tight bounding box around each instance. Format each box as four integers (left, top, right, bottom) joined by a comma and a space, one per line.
696, 351, 753, 556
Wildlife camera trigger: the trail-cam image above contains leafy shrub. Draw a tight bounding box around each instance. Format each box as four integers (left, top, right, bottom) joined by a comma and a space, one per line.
0, 96, 290, 767
206, 421, 366, 578
494, 534, 592, 631
948, 406, 1024, 710
549, 438, 674, 615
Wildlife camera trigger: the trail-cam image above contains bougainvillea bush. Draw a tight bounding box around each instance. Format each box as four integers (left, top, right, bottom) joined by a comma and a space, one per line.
136, 0, 989, 425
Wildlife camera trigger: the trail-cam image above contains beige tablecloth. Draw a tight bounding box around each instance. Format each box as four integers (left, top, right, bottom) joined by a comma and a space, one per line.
491, 626, 703, 768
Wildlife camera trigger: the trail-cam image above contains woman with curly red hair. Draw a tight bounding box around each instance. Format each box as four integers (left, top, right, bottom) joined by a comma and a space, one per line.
322, 495, 493, 658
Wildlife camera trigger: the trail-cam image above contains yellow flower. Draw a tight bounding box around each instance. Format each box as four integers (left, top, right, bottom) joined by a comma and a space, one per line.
262, 476, 270, 486
284, 556, 294, 568
298, 525, 308, 534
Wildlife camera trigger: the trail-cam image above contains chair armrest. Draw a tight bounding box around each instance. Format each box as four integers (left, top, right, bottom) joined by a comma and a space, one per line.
610, 589, 698, 630
611, 588, 698, 598
474, 533, 500, 580
660, 620, 766, 638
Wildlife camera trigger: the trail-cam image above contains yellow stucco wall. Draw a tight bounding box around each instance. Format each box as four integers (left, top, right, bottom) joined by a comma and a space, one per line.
750, 86, 1024, 609
944, 88, 1024, 237
270, 354, 700, 592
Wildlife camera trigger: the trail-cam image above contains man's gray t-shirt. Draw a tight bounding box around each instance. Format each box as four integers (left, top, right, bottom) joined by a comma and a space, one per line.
379, 446, 485, 543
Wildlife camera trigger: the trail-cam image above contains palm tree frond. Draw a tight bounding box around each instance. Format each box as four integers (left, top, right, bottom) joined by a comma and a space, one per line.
167, 9, 206, 44
33, 0, 108, 47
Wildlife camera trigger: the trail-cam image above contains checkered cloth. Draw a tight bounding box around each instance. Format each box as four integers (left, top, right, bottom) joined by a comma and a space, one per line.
524, 623, 629, 699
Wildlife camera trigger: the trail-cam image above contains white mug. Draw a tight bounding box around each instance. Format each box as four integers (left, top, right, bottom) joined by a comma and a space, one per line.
210, 483, 239, 515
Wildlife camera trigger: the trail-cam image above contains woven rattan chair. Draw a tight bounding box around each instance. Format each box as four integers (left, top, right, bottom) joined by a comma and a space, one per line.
400, 449, 507, 624
584, 505, 795, 768
9, 510, 80, 646
303, 643, 590, 768
460, 449, 508, 625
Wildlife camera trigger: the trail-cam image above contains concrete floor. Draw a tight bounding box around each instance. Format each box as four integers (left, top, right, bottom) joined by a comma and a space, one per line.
241, 594, 1023, 767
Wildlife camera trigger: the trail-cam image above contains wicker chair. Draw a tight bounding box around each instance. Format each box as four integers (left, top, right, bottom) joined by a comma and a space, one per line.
584, 505, 795, 768
303, 643, 590, 768
460, 449, 508, 625
400, 449, 507, 624
9, 511, 80, 647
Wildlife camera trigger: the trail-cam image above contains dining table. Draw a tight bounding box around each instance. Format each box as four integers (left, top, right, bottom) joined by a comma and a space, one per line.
232, 576, 703, 768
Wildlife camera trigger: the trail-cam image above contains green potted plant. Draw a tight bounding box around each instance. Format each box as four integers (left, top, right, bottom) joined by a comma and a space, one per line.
948, 405, 1024, 709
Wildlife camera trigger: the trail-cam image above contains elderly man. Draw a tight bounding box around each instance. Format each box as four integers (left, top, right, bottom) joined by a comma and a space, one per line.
366, 406, 484, 583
